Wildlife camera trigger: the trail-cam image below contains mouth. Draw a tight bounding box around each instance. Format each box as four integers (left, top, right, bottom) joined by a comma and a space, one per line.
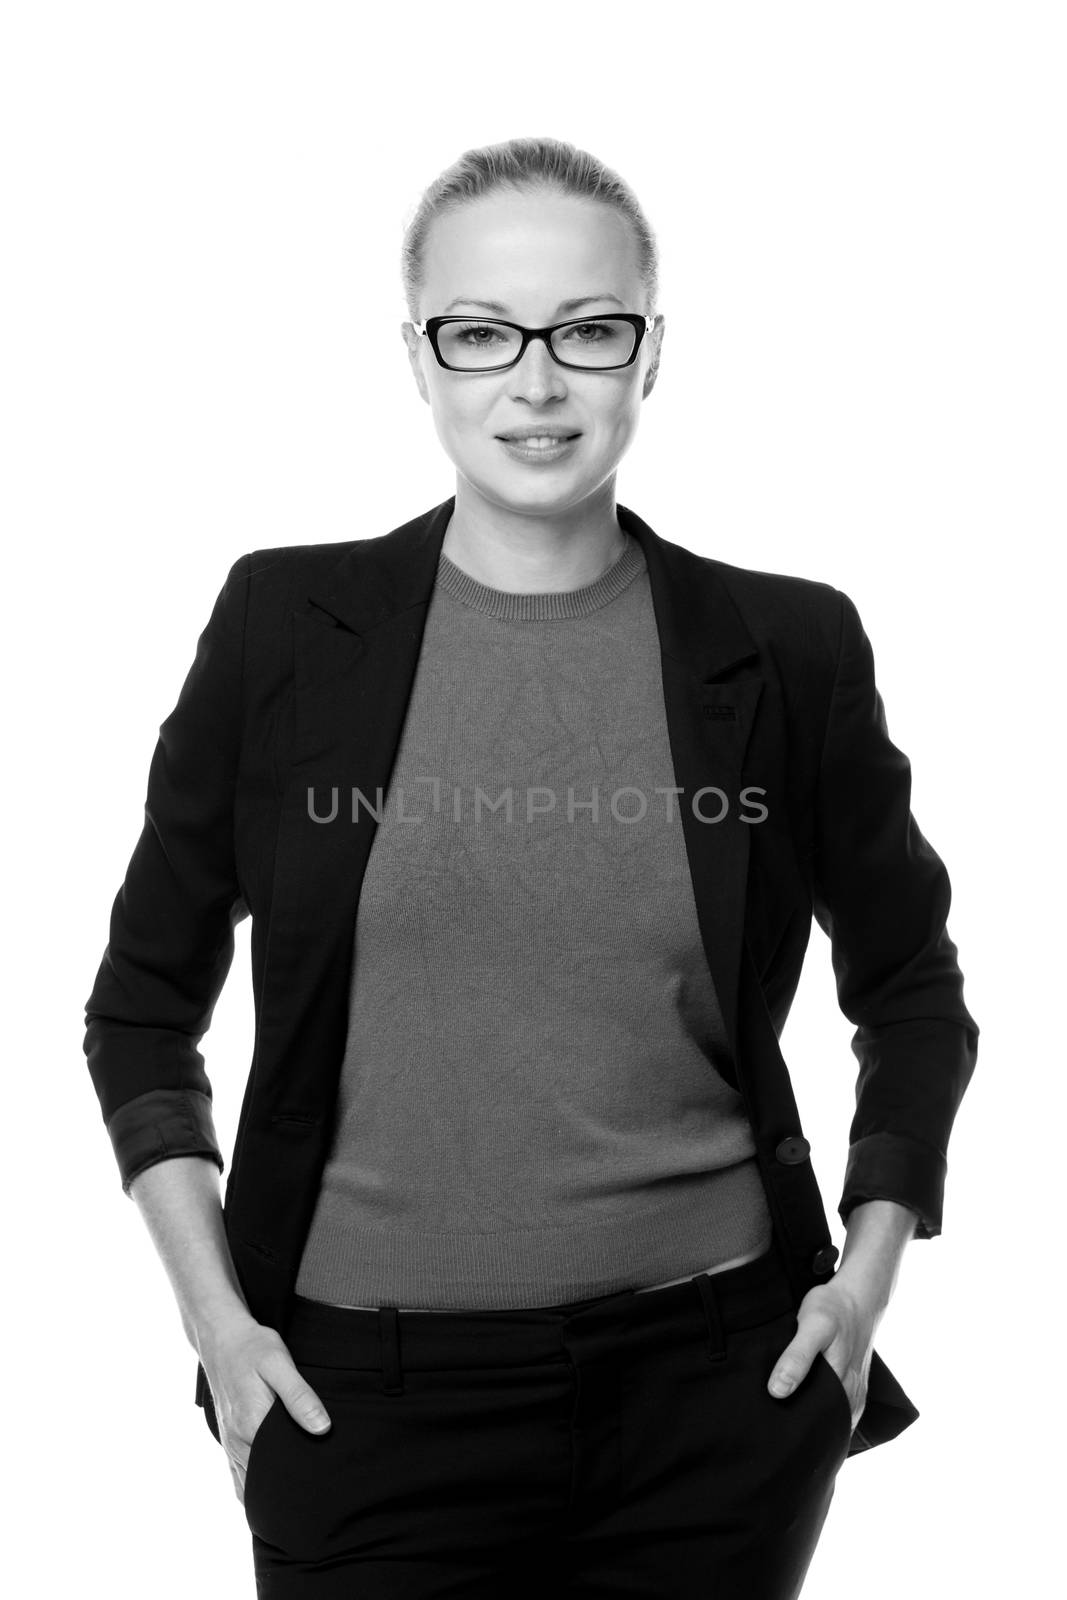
495, 432, 583, 454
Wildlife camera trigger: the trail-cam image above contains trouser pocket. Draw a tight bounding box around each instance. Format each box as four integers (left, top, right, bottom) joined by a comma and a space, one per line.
242, 1393, 284, 1534
814, 1347, 855, 1442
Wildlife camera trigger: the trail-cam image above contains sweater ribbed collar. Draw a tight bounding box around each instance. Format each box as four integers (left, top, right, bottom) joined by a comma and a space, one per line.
435, 531, 646, 621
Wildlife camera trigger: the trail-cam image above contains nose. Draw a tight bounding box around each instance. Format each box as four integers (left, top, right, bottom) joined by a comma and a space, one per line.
508, 334, 568, 402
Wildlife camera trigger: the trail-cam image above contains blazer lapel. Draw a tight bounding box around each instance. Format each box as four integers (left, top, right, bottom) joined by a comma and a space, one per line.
252, 497, 765, 1120
615, 504, 765, 1074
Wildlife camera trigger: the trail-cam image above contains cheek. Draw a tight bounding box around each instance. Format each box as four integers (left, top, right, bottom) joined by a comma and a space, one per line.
431, 396, 484, 451
604, 395, 642, 445
426, 373, 480, 426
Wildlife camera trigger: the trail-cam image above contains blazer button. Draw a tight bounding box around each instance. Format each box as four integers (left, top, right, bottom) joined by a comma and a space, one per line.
775, 1135, 811, 1165
812, 1245, 840, 1275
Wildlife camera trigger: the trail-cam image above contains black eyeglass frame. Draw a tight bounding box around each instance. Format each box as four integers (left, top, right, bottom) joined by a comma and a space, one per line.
414, 313, 654, 373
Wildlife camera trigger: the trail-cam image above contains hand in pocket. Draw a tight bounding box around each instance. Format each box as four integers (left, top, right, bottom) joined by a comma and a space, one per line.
765, 1282, 873, 1433
200, 1315, 333, 1503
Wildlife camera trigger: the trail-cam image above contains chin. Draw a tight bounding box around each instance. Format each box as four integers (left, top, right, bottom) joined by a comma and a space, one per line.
454, 458, 573, 502
491, 476, 589, 513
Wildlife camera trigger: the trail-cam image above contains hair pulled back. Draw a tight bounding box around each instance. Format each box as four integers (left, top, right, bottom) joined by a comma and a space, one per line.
400, 136, 659, 322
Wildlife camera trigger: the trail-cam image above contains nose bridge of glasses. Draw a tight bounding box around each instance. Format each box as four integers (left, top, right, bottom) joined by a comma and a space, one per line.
521, 326, 567, 370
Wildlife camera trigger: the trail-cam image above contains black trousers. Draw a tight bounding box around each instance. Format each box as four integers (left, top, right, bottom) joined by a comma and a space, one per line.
244, 1243, 854, 1598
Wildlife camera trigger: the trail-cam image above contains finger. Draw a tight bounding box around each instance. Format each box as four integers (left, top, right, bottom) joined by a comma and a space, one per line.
768, 1338, 820, 1397
281, 1378, 331, 1434
228, 1456, 245, 1504
259, 1346, 333, 1435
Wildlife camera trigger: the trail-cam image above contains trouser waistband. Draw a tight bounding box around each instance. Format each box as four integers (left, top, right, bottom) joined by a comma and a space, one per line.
282, 1243, 796, 1396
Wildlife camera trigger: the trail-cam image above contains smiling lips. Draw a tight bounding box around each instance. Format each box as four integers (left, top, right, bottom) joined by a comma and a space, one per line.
496, 429, 582, 453
503, 435, 579, 451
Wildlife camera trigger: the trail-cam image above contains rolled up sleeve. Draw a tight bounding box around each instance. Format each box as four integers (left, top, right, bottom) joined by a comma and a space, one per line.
83, 554, 252, 1195
812, 589, 979, 1239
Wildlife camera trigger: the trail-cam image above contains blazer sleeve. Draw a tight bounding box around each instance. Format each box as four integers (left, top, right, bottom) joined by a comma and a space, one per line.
811, 587, 979, 1240
83, 553, 252, 1196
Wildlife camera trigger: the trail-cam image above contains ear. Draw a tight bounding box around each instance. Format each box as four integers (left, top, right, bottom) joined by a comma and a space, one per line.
642, 314, 666, 400
401, 322, 431, 406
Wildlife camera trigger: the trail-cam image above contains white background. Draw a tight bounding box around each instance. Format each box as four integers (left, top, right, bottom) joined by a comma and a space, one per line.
4, 2, 1062, 1595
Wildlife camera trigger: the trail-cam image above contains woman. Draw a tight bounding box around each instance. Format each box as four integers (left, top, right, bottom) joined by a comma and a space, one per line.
84, 137, 978, 1599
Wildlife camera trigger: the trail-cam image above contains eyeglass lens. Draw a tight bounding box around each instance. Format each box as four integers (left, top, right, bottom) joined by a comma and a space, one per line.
438, 318, 638, 370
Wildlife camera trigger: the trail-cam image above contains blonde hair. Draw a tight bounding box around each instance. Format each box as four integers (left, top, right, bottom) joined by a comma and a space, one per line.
401, 135, 659, 322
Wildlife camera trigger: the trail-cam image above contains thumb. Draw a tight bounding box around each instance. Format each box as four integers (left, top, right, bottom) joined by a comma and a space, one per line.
768, 1339, 816, 1398
281, 1374, 331, 1434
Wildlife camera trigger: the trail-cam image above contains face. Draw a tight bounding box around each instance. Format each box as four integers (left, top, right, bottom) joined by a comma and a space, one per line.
401, 188, 665, 520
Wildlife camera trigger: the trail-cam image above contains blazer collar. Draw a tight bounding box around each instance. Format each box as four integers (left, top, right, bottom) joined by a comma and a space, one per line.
305, 497, 760, 685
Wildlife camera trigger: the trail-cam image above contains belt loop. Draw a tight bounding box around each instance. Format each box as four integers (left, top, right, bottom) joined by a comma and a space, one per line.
378, 1306, 405, 1395
694, 1273, 727, 1364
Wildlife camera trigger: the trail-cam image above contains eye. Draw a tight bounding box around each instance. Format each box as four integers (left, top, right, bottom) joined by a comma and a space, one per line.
565, 321, 610, 342
453, 321, 507, 345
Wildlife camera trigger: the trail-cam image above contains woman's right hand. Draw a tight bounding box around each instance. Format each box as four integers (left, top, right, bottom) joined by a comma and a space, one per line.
199, 1314, 332, 1504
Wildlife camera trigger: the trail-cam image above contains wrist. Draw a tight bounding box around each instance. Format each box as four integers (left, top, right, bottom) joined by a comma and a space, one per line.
835, 1198, 918, 1313
186, 1295, 258, 1360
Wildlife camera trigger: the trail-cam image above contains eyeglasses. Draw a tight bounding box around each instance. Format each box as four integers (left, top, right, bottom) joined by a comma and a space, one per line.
414, 314, 654, 373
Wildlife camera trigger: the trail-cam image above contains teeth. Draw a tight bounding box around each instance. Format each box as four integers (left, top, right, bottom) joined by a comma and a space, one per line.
509, 436, 568, 448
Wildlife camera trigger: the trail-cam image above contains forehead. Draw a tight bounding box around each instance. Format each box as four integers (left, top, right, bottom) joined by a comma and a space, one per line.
421, 188, 641, 313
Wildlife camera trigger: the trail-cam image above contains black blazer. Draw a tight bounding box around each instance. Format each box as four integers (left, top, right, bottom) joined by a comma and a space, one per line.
84, 497, 979, 1460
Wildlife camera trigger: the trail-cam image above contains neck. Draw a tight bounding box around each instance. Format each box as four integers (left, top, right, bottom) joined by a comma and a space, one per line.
440, 479, 627, 594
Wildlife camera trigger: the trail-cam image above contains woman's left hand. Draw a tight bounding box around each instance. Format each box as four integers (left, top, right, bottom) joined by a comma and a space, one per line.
767, 1276, 877, 1433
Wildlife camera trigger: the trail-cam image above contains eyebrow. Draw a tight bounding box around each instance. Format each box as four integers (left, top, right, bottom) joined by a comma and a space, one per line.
440, 293, 627, 317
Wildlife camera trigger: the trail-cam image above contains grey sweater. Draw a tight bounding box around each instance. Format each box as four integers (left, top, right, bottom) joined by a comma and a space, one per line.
292, 529, 773, 1310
